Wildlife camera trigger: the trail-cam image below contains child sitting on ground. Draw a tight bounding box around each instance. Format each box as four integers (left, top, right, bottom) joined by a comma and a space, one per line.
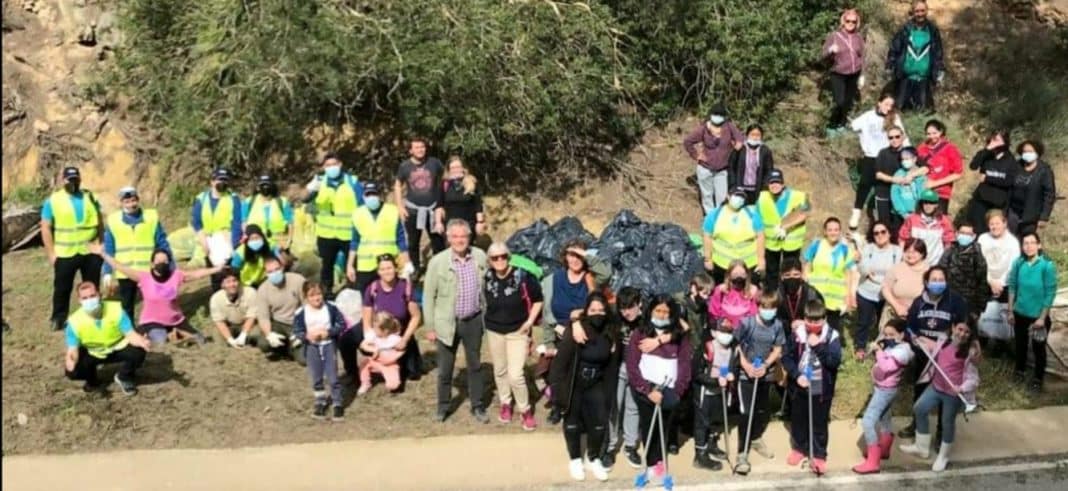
782, 299, 842, 475
853, 318, 913, 474
358, 311, 406, 394
292, 282, 347, 421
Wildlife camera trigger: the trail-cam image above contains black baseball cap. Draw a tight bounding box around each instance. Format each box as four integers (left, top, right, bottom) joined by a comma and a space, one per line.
767, 169, 785, 184
257, 174, 274, 185
729, 186, 747, 197
363, 182, 381, 196
62, 167, 80, 182
211, 168, 232, 181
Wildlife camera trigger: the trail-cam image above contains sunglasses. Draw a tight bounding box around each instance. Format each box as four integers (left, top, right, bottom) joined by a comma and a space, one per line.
844, 19, 858, 24
888, 134, 903, 140
873, 229, 889, 236
489, 254, 510, 261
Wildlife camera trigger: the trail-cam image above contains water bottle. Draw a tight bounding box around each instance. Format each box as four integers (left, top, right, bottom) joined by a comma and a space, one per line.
719, 366, 730, 378
754, 356, 764, 370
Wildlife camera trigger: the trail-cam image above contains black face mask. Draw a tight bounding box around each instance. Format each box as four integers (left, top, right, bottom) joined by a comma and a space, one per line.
64, 182, 80, 194
258, 184, 277, 197
782, 277, 802, 294
730, 277, 747, 290
587, 314, 607, 331
215, 183, 229, 193
990, 145, 1007, 155
152, 263, 172, 277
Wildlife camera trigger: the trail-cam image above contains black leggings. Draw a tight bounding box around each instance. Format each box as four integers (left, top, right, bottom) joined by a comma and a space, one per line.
1014, 314, 1048, 383
564, 378, 611, 460
854, 157, 877, 210
65, 345, 146, 385
316, 237, 349, 297
829, 72, 860, 129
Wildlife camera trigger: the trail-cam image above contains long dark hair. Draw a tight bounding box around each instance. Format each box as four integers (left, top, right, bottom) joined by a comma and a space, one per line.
642, 293, 682, 339
582, 291, 620, 345
243, 224, 275, 264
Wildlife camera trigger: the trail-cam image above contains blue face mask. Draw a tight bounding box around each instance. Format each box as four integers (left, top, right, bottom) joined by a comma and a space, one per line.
81, 296, 101, 313
709, 116, 726, 126
729, 195, 746, 210
247, 239, 264, 252
324, 165, 342, 179
267, 270, 285, 285
365, 196, 382, 211
927, 281, 947, 295
759, 308, 777, 322
651, 317, 670, 328
957, 234, 975, 247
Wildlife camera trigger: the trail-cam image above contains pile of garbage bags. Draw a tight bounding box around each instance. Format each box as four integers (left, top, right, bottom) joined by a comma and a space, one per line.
506, 210, 704, 296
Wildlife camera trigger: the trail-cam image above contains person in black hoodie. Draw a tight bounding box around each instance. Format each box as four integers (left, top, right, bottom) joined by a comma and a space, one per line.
1008, 140, 1057, 237
728, 124, 775, 205
872, 127, 915, 231
691, 318, 739, 472
963, 130, 1016, 234
550, 292, 621, 482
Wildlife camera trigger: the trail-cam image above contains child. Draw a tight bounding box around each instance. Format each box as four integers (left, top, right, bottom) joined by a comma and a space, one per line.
292, 282, 347, 421
852, 318, 913, 474
708, 260, 761, 328
358, 311, 407, 394
782, 299, 842, 475
733, 291, 786, 474
691, 318, 738, 471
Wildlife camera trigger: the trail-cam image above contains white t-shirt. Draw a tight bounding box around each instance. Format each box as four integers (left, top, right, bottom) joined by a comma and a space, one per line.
978, 232, 1021, 286
851, 110, 910, 158
302, 304, 332, 345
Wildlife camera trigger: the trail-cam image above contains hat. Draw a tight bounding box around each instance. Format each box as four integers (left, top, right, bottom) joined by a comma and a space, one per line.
729, 186, 747, 197
767, 169, 785, 184
62, 166, 80, 182
257, 174, 273, 185
211, 168, 232, 181
117, 186, 138, 199
919, 189, 940, 203
708, 104, 727, 119
362, 182, 381, 196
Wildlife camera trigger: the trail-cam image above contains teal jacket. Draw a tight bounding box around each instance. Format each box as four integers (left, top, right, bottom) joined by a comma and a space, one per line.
891, 169, 927, 217
1007, 254, 1058, 318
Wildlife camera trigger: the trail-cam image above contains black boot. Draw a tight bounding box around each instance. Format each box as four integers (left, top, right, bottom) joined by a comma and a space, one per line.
694, 451, 723, 471
707, 434, 728, 460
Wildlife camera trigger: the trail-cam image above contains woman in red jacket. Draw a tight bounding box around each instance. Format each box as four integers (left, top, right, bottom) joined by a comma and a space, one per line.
917, 119, 963, 214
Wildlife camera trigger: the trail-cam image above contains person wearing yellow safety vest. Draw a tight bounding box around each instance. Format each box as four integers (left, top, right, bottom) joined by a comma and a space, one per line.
229, 224, 281, 288
190, 167, 244, 292
103, 186, 172, 320
702, 187, 767, 286
41, 166, 104, 331
63, 281, 152, 395
345, 183, 411, 292
802, 217, 859, 338
757, 169, 810, 291
242, 174, 293, 252
304, 152, 365, 299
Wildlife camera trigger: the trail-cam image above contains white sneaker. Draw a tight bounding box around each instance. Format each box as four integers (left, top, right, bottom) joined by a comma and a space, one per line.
848, 209, 861, 230
899, 432, 931, 459
585, 457, 609, 481
932, 442, 952, 472
568, 459, 585, 481
234, 331, 248, 347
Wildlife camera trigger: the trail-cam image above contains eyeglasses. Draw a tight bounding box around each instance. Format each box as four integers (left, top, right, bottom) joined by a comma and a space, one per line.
844, 19, 858, 24
873, 229, 889, 236
489, 254, 510, 261
888, 134, 903, 140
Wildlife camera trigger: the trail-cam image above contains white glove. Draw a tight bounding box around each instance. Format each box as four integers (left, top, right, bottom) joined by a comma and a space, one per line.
305, 176, 321, 192
858, 75, 866, 89
936, 71, 945, 84
266, 331, 285, 348
829, 44, 839, 54
234, 331, 247, 347
400, 262, 416, 280
227, 337, 242, 349
774, 227, 788, 240
290, 335, 303, 349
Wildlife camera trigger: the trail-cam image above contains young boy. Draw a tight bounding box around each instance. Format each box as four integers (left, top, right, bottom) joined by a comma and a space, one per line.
605, 287, 645, 469
733, 290, 786, 474
691, 318, 739, 471
782, 299, 842, 475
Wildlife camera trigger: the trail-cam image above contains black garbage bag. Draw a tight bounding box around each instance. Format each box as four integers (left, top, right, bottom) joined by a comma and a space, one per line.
509, 216, 595, 273
506, 218, 550, 258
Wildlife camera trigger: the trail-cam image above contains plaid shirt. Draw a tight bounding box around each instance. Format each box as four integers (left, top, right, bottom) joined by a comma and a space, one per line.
452, 251, 480, 318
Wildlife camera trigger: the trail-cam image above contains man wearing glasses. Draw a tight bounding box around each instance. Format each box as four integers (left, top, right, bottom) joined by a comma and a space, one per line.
887, 1, 945, 112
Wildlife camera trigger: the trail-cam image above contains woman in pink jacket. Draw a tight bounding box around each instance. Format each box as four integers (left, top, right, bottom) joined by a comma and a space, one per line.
853, 318, 913, 474
707, 260, 761, 329
823, 8, 865, 136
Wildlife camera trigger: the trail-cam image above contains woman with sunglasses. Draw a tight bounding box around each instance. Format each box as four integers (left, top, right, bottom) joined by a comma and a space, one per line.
361, 253, 423, 382
822, 8, 865, 136
484, 242, 543, 430
849, 94, 908, 231
855, 221, 902, 361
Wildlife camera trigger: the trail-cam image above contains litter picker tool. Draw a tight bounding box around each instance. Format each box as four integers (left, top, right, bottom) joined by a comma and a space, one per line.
805, 364, 819, 475
736, 356, 763, 474
908, 330, 979, 420
719, 365, 733, 473
635, 377, 675, 490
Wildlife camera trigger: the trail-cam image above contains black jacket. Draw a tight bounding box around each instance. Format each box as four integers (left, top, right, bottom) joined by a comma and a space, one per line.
691, 330, 741, 398
548, 322, 621, 416
1009, 160, 1057, 224
776, 282, 825, 326
728, 145, 774, 192
887, 20, 945, 80
874, 146, 905, 198
969, 149, 1017, 207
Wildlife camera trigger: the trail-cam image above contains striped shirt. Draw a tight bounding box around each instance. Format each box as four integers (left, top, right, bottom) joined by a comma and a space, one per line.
453, 252, 480, 319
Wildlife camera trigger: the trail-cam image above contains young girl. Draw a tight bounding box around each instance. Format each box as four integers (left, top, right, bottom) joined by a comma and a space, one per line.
900, 322, 980, 472
293, 282, 347, 421
358, 311, 407, 395
691, 318, 738, 472
782, 300, 842, 475
733, 291, 786, 474
708, 260, 760, 329
852, 318, 913, 474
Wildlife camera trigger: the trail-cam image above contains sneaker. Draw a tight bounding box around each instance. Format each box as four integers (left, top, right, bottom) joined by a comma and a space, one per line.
695, 452, 723, 471
332, 406, 345, 421
473, 408, 489, 424
357, 384, 371, 395
51, 319, 65, 331
786, 449, 805, 466
751, 439, 775, 459
499, 403, 513, 423
707, 444, 728, 461
811, 458, 827, 475
624, 446, 642, 469
601, 451, 616, 471
733, 454, 751, 475
434, 409, 448, 423
113, 373, 137, 396
568, 458, 585, 481
547, 407, 562, 425
668, 443, 680, 456
312, 401, 328, 420
520, 409, 537, 431
585, 457, 609, 481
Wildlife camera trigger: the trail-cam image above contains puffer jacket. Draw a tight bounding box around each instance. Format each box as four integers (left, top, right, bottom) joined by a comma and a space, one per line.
939, 242, 989, 314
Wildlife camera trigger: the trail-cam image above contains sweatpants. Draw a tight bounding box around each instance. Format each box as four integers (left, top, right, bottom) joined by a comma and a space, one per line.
692, 388, 727, 456
487, 330, 531, 413
305, 342, 342, 406
829, 72, 860, 129
51, 253, 103, 326
738, 379, 772, 451
696, 166, 728, 215
764, 249, 800, 292
896, 77, 934, 112
1014, 314, 1048, 383
914, 386, 962, 444
855, 295, 884, 350
65, 345, 146, 385
608, 365, 641, 452
117, 278, 140, 321
564, 376, 610, 461
316, 237, 349, 297
853, 157, 877, 210
789, 388, 832, 460
635, 390, 677, 467
436, 313, 485, 413
403, 210, 445, 273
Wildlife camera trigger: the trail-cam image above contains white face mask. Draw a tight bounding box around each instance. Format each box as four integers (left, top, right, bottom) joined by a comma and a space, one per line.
729, 195, 746, 210
1021, 152, 1038, 163
715, 332, 734, 346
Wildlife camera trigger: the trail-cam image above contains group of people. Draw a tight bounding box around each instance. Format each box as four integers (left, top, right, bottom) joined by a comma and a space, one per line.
38, 0, 1059, 485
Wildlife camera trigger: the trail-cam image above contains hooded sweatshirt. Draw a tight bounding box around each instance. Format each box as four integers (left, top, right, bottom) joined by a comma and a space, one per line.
898, 212, 954, 265
969, 149, 1018, 207
783, 321, 842, 399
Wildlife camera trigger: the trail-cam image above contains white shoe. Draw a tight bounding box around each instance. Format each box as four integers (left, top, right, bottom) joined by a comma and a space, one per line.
848, 209, 861, 230
899, 432, 931, 459
569, 459, 585, 481
932, 442, 952, 472
234, 331, 248, 347
585, 457, 609, 481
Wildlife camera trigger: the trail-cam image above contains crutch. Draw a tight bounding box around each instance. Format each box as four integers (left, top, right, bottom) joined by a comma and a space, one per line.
635, 379, 675, 490
909, 330, 978, 420
719, 365, 733, 473
805, 364, 819, 475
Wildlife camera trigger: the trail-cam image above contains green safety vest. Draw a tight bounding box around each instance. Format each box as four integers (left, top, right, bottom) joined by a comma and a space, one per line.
107, 209, 159, 280
48, 190, 99, 258
757, 189, 807, 252
806, 239, 852, 312
352, 204, 400, 272
69, 301, 128, 359
314, 174, 359, 241
710, 206, 759, 269
903, 25, 932, 81
197, 191, 237, 234
244, 195, 289, 236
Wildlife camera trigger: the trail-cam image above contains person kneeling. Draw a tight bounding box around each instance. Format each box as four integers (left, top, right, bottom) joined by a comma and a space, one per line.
358, 312, 406, 395
783, 300, 842, 475
64, 281, 152, 395
293, 282, 347, 421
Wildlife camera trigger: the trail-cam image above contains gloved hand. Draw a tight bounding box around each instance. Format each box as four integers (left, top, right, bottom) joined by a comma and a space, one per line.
774, 227, 787, 240
936, 71, 945, 84
227, 337, 242, 349
858, 74, 866, 90
305, 176, 321, 193
290, 335, 303, 349
400, 262, 416, 279
266, 331, 285, 348
234, 331, 248, 347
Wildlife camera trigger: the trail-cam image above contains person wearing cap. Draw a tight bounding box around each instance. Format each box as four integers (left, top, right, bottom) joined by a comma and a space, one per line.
63, 281, 152, 395
243, 174, 293, 252
727, 124, 775, 205
304, 152, 365, 298
103, 186, 172, 320
898, 189, 954, 265
41, 166, 104, 331
757, 169, 809, 290
683, 104, 745, 214
394, 137, 446, 274
345, 182, 410, 292
190, 167, 243, 292
890, 147, 929, 235
702, 187, 766, 285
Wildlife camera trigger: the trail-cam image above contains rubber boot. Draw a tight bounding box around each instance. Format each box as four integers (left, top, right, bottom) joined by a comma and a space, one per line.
878, 432, 894, 460
852, 445, 882, 474
899, 432, 931, 459
932, 442, 953, 472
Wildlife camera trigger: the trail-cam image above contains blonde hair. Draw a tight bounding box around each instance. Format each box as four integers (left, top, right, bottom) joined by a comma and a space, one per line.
722, 260, 757, 300
373, 311, 402, 335
447, 156, 477, 195
840, 8, 861, 29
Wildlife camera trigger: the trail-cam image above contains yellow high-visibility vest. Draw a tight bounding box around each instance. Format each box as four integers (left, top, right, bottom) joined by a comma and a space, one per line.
757, 189, 807, 252
806, 239, 852, 312
352, 204, 400, 272
48, 190, 99, 258
107, 209, 159, 280
315, 175, 359, 241
198, 191, 237, 234
68, 301, 128, 359
245, 195, 289, 236
710, 207, 759, 269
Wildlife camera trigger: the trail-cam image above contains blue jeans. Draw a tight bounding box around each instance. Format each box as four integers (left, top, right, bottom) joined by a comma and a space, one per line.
913, 386, 962, 444
861, 387, 898, 445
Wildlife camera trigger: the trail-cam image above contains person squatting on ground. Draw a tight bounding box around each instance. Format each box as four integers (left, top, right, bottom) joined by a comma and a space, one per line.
823, 9, 865, 136
293, 282, 347, 421
683, 103, 745, 214
732, 290, 786, 474
358, 311, 406, 395
852, 318, 913, 474
782, 300, 843, 475
256, 256, 307, 364
757, 169, 809, 291
359, 254, 423, 382
63, 281, 152, 395
550, 292, 620, 482
102, 185, 171, 321
208, 268, 261, 349
42, 166, 104, 331
1007, 233, 1058, 393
